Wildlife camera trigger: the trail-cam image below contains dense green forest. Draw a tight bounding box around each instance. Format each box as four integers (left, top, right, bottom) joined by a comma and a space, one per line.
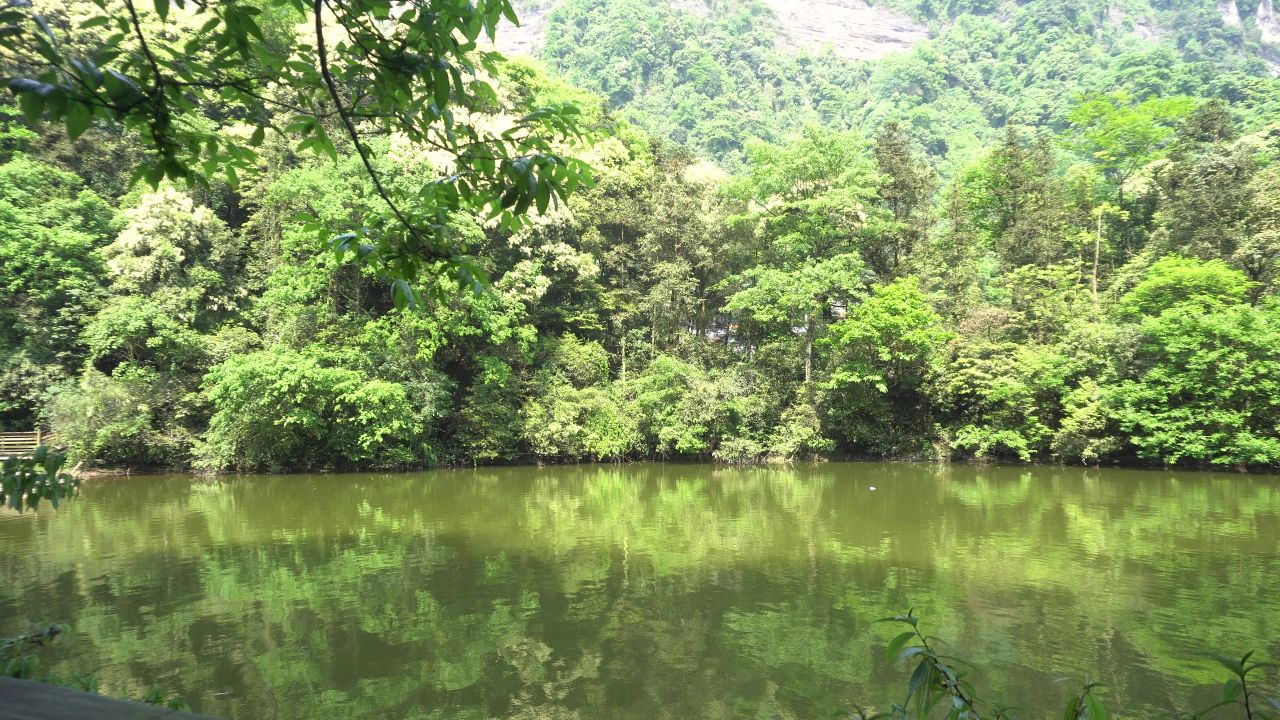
3, 0, 1280, 471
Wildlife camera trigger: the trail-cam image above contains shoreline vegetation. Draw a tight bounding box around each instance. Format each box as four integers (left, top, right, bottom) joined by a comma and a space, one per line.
3, 0, 1280, 476
55, 452, 1276, 479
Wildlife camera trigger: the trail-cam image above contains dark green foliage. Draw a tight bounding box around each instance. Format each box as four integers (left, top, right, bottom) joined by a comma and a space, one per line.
825, 277, 950, 456
3, 625, 61, 678
1, 0, 593, 296
0, 446, 79, 513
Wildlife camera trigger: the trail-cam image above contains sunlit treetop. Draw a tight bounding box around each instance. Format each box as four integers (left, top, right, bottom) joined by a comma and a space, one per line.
0, 0, 595, 305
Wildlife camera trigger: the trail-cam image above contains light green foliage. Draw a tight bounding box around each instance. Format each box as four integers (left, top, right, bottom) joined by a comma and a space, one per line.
522, 335, 641, 461
629, 355, 726, 457
723, 127, 878, 385
825, 277, 950, 455
1, 446, 79, 513
197, 348, 418, 471
938, 341, 1057, 462
869, 122, 937, 278
1239, 164, 1280, 288
0, 155, 114, 428
1053, 377, 1122, 466
1069, 92, 1196, 193
101, 186, 238, 300
45, 186, 247, 465
964, 128, 1071, 268
1115, 255, 1254, 317
1003, 264, 1091, 342
535, 0, 1280, 172
82, 295, 208, 373
1108, 259, 1280, 466
537, 0, 873, 163
725, 253, 867, 333
768, 399, 833, 460
523, 384, 641, 461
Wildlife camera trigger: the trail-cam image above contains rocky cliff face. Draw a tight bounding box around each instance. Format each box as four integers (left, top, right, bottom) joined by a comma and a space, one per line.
1218, 0, 1242, 27
1255, 0, 1280, 74
1259, 0, 1280, 45
761, 0, 928, 60
494, 0, 556, 57
497, 0, 927, 61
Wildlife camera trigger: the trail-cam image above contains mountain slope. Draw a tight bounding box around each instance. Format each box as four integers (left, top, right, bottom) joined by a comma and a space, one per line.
502, 0, 1280, 168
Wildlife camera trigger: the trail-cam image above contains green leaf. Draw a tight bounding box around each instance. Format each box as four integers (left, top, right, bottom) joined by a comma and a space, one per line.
906, 660, 929, 702
1084, 692, 1107, 720
1212, 654, 1246, 677
535, 180, 550, 214
33, 13, 54, 39
65, 102, 91, 140
1062, 697, 1079, 720
9, 77, 56, 97
1223, 679, 1244, 703
391, 279, 420, 310
17, 91, 44, 123
433, 71, 450, 111
154, 0, 170, 20
885, 631, 916, 662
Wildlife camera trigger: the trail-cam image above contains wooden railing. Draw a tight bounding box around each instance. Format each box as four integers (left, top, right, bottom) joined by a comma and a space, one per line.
0, 431, 59, 458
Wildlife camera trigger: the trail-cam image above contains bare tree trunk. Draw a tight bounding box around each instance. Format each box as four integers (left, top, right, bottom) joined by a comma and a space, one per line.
1093, 211, 1102, 303
804, 313, 813, 385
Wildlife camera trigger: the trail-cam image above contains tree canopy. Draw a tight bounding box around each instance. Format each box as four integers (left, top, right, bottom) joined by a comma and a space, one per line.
2, 0, 593, 301
4, 0, 1280, 471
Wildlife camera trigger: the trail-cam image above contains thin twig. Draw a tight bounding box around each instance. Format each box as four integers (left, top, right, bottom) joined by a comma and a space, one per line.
122, 0, 164, 93
313, 0, 446, 260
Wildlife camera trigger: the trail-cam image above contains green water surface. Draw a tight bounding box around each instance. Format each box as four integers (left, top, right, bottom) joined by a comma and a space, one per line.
2, 463, 1278, 719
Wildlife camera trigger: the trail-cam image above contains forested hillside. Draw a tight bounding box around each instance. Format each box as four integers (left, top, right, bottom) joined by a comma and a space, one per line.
521, 0, 1280, 166
3, 0, 1280, 470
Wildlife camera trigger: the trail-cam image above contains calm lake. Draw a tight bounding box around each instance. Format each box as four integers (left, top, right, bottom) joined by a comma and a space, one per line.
2, 463, 1278, 719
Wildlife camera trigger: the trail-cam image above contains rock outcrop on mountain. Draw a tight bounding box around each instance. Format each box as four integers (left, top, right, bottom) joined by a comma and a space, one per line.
498, 0, 927, 61
1260, 0, 1280, 45
495, 0, 556, 57
761, 0, 928, 60
1218, 0, 1241, 27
